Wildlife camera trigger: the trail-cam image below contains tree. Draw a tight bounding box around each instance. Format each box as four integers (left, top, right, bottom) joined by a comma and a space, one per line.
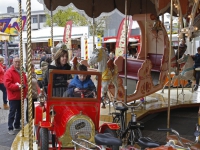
45, 8, 88, 27
45, 8, 106, 37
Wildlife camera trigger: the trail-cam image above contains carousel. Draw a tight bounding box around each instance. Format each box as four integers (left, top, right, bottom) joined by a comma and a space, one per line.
10, 0, 200, 150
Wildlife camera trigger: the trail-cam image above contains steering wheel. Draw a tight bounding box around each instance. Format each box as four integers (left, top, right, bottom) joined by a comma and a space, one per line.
73, 89, 96, 98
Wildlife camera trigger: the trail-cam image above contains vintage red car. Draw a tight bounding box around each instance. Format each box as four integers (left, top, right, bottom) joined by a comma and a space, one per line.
34, 69, 120, 149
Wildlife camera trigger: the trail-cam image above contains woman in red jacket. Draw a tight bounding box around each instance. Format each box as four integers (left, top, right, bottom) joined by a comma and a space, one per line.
0, 56, 9, 110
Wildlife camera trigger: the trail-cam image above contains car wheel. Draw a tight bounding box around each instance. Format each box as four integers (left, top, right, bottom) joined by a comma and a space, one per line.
40, 128, 49, 150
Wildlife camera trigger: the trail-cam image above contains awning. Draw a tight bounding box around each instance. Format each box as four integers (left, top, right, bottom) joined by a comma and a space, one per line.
102, 37, 138, 43
0, 32, 10, 41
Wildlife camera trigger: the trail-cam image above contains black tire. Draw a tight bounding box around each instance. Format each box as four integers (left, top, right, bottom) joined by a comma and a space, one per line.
112, 115, 121, 138
127, 128, 142, 145
104, 127, 119, 150
40, 128, 49, 150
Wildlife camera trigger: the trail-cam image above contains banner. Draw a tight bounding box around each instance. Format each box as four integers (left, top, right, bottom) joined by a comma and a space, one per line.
63, 20, 73, 49
115, 16, 133, 57
0, 16, 26, 35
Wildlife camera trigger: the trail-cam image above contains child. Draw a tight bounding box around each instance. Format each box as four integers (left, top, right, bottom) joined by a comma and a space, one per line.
192, 47, 200, 91
67, 64, 96, 97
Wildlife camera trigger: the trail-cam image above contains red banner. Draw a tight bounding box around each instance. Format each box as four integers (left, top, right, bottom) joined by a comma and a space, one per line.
63, 20, 73, 48
115, 16, 133, 57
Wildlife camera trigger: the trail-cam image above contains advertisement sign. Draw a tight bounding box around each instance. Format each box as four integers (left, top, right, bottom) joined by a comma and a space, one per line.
63, 20, 73, 49
115, 16, 133, 57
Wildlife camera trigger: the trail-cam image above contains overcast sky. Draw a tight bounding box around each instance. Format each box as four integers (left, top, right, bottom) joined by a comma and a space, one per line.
0, 0, 44, 14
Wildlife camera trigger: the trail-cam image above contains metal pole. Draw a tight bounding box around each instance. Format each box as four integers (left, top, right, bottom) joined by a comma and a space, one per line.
26, 0, 33, 149
124, 0, 128, 126
18, 0, 25, 137
167, 0, 173, 134
4, 41, 8, 69
50, 0, 54, 48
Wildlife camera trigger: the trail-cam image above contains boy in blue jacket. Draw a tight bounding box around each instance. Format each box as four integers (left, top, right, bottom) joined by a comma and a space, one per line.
67, 64, 96, 97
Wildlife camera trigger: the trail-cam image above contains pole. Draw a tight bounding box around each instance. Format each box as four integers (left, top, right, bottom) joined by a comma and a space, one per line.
18, 0, 25, 137
124, 0, 128, 126
167, 0, 173, 135
26, 0, 33, 148
4, 41, 8, 69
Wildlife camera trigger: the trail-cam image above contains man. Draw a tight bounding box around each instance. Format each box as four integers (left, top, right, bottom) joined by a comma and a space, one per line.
40, 52, 46, 67
4, 57, 28, 135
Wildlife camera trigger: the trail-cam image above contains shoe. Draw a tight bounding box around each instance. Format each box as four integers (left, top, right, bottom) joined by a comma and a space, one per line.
14, 127, 21, 131
3, 104, 9, 110
194, 85, 198, 91
8, 130, 15, 135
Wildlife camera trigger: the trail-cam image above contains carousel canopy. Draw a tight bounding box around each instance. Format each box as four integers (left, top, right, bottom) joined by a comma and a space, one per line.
0, 32, 10, 41
38, 0, 190, 18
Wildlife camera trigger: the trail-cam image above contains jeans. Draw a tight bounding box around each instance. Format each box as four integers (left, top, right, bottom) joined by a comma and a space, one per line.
8, 100, 21, 130
196, 71, 200, 85
0, 83, 7, 104
26, 98, 37, 123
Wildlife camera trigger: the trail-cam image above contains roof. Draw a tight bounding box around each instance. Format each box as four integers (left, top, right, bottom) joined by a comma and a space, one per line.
22, 26, 89, 43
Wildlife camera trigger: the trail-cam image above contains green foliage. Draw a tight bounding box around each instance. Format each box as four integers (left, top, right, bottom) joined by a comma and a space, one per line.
45, 8, 106, 37
45, 8, 88, 27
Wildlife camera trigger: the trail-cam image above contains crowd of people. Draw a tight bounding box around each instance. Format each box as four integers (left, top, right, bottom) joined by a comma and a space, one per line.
1, 41, 200, 135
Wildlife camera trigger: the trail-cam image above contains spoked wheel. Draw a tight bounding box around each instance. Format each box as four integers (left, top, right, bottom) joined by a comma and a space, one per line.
112, 113, 121, 138
127, 128, 142, 145
104, 127, 119, 150
39, 128, 49, 150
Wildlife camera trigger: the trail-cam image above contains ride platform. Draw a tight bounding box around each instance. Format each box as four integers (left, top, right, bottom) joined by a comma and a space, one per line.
11, 85, 200, 150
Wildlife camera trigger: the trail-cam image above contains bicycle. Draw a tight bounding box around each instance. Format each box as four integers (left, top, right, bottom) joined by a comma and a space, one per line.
138, 124, 200, 150
112, 101, 144, 146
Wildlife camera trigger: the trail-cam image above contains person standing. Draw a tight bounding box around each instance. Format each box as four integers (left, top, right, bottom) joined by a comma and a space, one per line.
26, 63, 39, 123
192, 47, 200, 91
4, 57, 28, 135
40, 52, 46, 67
0, 56, 9, 109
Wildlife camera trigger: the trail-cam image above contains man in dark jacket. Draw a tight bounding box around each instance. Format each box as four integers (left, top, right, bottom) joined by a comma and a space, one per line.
192, 47, 200, 91
67, 64, 96, 98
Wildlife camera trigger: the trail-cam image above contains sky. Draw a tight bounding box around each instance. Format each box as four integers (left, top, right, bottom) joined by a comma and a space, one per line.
0, 0, 44, 14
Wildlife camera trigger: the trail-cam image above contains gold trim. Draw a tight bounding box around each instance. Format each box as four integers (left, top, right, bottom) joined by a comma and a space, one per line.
59, 114, 95, 147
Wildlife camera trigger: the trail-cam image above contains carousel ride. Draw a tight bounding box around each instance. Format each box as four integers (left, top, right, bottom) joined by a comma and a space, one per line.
10, 0, 200, 149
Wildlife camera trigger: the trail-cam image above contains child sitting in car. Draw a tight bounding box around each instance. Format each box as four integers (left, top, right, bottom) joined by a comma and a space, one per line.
66, 64, 96, 98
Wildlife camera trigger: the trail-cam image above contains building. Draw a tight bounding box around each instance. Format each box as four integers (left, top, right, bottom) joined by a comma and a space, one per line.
0, 6, 46, 30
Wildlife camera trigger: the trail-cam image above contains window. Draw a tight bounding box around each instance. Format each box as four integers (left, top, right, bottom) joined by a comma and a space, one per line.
39, 15, 46, 23
32, 17, 37, 23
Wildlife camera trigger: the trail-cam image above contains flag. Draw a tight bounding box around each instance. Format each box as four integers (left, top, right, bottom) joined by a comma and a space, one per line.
115, 17, 133, 57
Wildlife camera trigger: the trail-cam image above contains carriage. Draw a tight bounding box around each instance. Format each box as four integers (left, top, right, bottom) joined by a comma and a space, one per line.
34, 69, 120, 149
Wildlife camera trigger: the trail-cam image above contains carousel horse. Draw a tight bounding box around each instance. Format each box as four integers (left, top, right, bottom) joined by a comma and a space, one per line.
70, 56, 79, 70
88, 48, 118, 108
161, 47, 183, 93
162, 54, 194, 93
176, 54, 195, 84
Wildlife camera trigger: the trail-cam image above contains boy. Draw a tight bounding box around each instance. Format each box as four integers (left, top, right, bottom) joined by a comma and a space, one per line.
66, 64, 96, 97
192, 47, 200, 91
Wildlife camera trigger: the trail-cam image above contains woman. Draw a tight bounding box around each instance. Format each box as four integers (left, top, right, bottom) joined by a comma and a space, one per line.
44, 45, 72, 96
26, 63, 39, 122
0, 56, 9, 109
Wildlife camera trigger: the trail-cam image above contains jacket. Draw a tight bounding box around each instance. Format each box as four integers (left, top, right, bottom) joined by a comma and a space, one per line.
44, 62, 72, 87
4, 65, 28, 100
0, 63, 4, 83
193, 53, 200, 68
31, 73, 39, 99
67, 75, 96, 97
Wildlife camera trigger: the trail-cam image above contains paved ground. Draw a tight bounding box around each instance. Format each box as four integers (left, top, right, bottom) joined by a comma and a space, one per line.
0, 91, 22, 149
